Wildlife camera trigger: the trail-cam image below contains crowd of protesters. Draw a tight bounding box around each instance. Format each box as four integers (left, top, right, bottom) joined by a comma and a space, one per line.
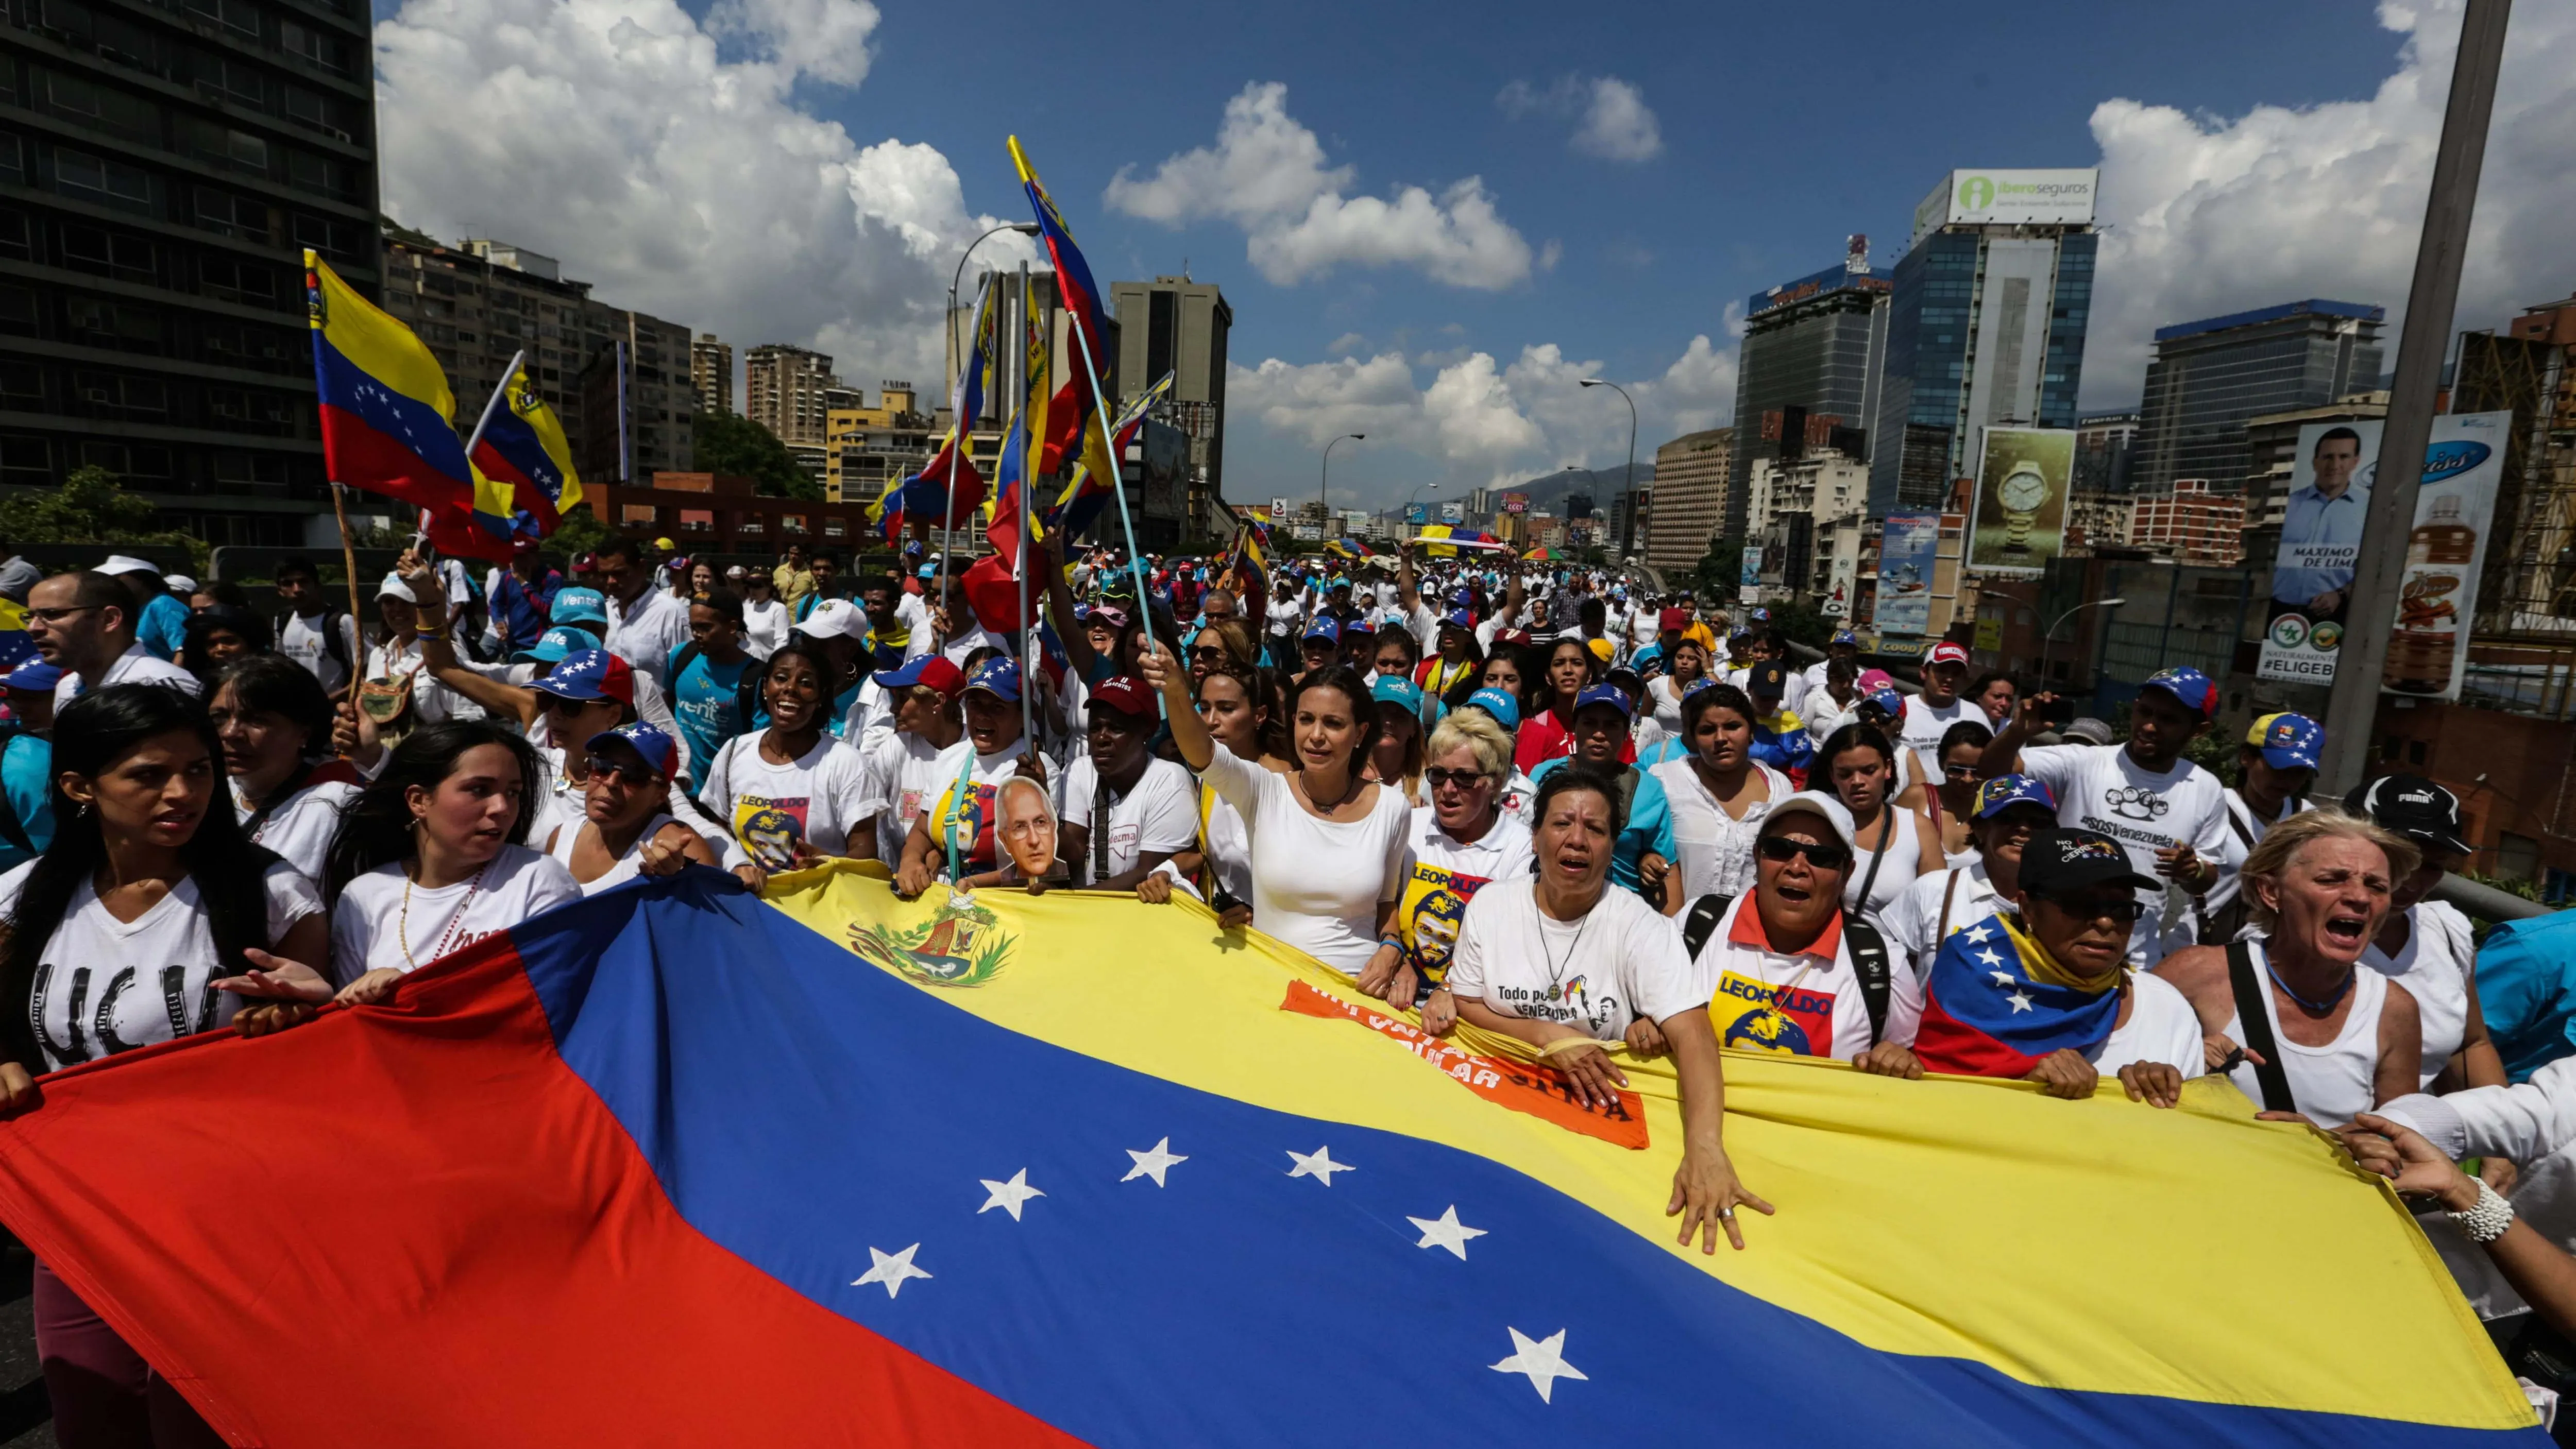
4, 527, 2576, 1441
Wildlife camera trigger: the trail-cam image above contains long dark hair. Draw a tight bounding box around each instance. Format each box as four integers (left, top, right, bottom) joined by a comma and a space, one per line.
2, 685, 278, 1067
324, 721, 542, 902
212, 652, 335, 760
1290, 663, 1376, 779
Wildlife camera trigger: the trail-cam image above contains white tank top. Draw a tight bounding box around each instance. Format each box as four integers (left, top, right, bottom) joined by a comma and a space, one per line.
2361, 900, 2473, 1087
1652, 759, 1790, 901
1842, 803, 1921, 925
548, 812, 679, 896
2223, 939, 2389, 1129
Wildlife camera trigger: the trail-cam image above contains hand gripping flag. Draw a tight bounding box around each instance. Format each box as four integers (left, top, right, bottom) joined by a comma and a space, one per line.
306, 251, 473, 513
468, 357, 584, 538
1910, 911, 2124, 1078
0, 866, 2543, 1448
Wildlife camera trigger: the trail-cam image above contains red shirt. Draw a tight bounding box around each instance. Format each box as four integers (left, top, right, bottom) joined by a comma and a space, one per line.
1512, 709, 1635, 773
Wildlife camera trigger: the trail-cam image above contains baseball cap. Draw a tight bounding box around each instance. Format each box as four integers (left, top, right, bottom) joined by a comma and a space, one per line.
1747, 660, 1788, 697
918, 564, 938, 579
725, 565, 747, 579
1830, 629, 1859, 646
1343, 615, 1378, 637
163, 573, 197, 595
5, 659, 62, 693
515, 626, 591, 664
1573, 683, 1632, 717
1442, 608, 1476, 630
2344, 773, 2471, 856
1856, 668, 1896, 693
512, 537, 540, 556
1925, 641, 1970, 667
1463, 687, 1520, 730
2020, 828, 2162, 898
2062, 716, 2116, 746
1759, 790, 1858, 851
1860, 686, 1906, 719
1972, 774, 2059, 820
96, 554, 157, 576
376, 573, 417, 603
962, 656, 1021, 703
652, 536, 674, 552
2141, 666, 2218, 717
586, 722, 677, 780
871, 655, 964, 700
1658, 606, 1691, 632
1302, 617, 1340, 643
800, 599, 868, 640
550, 587, 609, 627
1089, 604, 1133, 630
2247, 711, 2324, 772
1372, 676, 1426, 715
532, 650, 635, 705
1088, 675, 1157, 720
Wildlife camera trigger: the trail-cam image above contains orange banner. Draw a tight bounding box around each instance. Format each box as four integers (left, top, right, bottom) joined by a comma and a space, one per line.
1279, 981, 1648, 1149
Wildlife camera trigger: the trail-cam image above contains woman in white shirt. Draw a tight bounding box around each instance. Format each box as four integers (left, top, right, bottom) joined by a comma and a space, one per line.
2344, 774, 2504, 1089
1142, 646, 1409, 978
544, 722, 718, 895
209, 653, 363, 884
1814, 723, 1943, 931
0, 686, 330, 1445
702, 641, 881, 886
1436, 763, 1772, 1252
362, 572, 482, 730
1137, 661, 1290, 926
741, 572, 790, 659
1641, 638, 1707, 745
1650, 684, 1789, 910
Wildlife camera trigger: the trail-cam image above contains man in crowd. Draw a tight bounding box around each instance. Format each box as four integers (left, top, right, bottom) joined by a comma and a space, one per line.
1059, 675, 1196, 892
775, 542, 817, 612
1899, 641, 1977, 763
26, 570, 201, 706
99, 555, 188, 661
595, 537, 693, 727
0, 538, 38, 604
271, 555, 361, 700
485, 538, 563, 658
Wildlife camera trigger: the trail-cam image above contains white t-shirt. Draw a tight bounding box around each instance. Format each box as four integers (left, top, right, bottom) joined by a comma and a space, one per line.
1897, 695, 1976, 757
1197, 742, 1410, 975
1059, 754, 1198, 887
362, 640, 485, 726
917, 737, 1034, 879
276, 611, 360, 696
2018, 742, 2229, 964
862, 730, 954, 864
701, 731, 882, 872
233, 776, 360, 886
1398, 807, 1535, 990
1653, 758, 1791, 904
606, 588, 692, 705
1446, 878, 1700, 1042
0, 858, 322, 1070
55, 642, 205, 709
1880, 860, 2008, 978
2092, 972, 2209, 1078
329, 844, 580, 985
1689, 894, 1924, 1060
1265, 595, 1302, 640
742, 598, 790, 659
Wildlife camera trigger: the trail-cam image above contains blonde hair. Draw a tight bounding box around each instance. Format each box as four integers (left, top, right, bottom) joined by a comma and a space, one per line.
1426, 708, 1513, 779
2240, 809, 2421, 934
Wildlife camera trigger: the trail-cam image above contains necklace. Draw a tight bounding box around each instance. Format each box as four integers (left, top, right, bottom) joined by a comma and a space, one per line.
400, 858, 494, 969
1535, 889, 1596, 995
2264, 954, 2355, 1015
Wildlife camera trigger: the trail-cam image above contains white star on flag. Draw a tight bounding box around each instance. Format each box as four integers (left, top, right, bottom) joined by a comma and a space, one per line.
1491, 1326, 1587, 1402
1976, 948, 2004, 967
1122, 1137, 1188, 1187
2007, 991, 2035, 1013
978, 1168, 1045, 1221
1989, 970, 2016, 986
1408, 1205, 1487, 1259
1287, 1146, 1353, 1185
1964, 924, 1993, 943
852, 1243, 931, 1300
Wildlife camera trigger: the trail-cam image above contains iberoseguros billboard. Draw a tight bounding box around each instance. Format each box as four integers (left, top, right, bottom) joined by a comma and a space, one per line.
1910, 168, 2099, 246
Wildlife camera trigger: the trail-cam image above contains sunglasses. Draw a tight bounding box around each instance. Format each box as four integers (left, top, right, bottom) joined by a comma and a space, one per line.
1190, 645, 1230, 664
2036, 895, 2147, 926
1423, 766, 1492, 791
1757, 836, 1852, 872
1942, 762, 1980, 779
583, 755, 658, 787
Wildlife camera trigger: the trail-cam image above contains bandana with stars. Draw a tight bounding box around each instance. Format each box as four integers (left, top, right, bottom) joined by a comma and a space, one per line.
1910, 912, 2125, 1080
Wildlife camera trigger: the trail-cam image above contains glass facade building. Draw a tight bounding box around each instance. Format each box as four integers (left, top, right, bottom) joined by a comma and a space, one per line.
2133, 299, 2384, 494
0, 0, 379, 544
1726, 262, 1889, 540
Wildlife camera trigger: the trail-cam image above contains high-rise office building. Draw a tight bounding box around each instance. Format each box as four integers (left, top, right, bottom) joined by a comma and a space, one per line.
1728, 247, 1890, 539
0, 0, 381, 544
745, 343, 837, 447
1645, 427, 1732, 578
378, 225, 694, 484
691, 334, 733, 416
1871, 168, 2100, 516
1111, 275, 1228, 523
2133, 299, 2384, 495
2074, 409, 2141, 495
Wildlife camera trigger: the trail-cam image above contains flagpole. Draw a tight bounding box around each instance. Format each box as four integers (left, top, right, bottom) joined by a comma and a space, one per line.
1060, 306, 1154, 660
1015, 262, 1035, 749
327, 480, 367, 681
464, 349, 524, 457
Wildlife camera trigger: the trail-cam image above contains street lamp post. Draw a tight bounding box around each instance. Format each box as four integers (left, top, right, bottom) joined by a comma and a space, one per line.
1400, 480, 1440, 539
935, 221, 1042, 601
1320, 433, 1364, 550
2038, 596, 2128, 695
1579, 377, 1638, 554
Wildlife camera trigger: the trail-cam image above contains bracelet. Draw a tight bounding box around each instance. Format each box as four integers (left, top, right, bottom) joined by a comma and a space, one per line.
413, 624, 443, 639
1379, 935, 1407, 954
2447, 1175, 2515, 1244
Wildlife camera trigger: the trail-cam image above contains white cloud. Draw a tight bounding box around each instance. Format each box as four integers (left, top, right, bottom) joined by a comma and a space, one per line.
1106, 82, 1534, 290
374, 0, 1031, 393
2084, 0, 2576, 405
1497, 75, 1664, 163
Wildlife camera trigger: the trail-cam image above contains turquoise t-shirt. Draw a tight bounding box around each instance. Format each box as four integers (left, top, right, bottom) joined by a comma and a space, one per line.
666, 644, 755, 769
0, 730, 55, 872
1528, 755, 1675, 894
137, 592, 189, 661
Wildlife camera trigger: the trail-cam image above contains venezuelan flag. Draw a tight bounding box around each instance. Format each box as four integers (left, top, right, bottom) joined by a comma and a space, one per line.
468, 357, 584, 537
985, 407, 1035, 570
304, 250, 472, 513
1912, 912, 2122, 1078
0, 867, 2542, 1447
1009, 137, 1111, 472
1048, 374, 1170, 540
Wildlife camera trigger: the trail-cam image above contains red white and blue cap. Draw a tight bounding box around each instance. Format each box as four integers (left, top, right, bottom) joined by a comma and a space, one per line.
1831, 629, 1860, 646
1972, 774, 2059, 820
1302, 617, 1340, 642
2247, 711, 2323, 771
2142, 666, 2218, 717
533, 649, 636, 706
1441, 608, 1476, 630
1925, 641, 1970, 666
4, 658, 61, 692
963, 656, 1021, 703
871, 655, 965, 698
587, 723, 677, 780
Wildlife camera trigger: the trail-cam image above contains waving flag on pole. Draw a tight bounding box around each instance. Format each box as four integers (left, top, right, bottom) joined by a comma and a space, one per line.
984, 410, 1035, 571
467, 355, 584, 537
1008, 137, 1112, 478
1048, 373, 1170, 540
0, 867, 2540, 1447
878, 276, 997, 543
305, 250, 472, 512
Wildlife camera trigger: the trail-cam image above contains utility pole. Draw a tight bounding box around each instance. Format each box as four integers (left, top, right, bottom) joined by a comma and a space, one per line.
2318, 0, 2513, 796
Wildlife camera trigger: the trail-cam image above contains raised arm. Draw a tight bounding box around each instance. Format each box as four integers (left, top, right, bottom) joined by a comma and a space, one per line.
1037, 534, 1098, 680
1977, 691, 2050, 780
1139, 640, 1210, 771
400, 557, 544, 728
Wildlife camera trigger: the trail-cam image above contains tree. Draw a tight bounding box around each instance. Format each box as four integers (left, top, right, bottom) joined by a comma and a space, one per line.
693, 412, 818, 500
541, 504, 615, 568
1693, 534, 1745, 597
0, 466, 207, 571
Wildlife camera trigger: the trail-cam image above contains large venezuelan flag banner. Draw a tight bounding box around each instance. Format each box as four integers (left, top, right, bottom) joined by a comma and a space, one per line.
0, 866, 2545, 1447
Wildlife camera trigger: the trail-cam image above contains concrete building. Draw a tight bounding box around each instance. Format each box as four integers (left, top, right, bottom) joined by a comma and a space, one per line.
2127, 479, 2246, 565
745, 343, 837, 447
2063, 492, 2136, 556
2134, 299, 2384, 496
0, 0, 380, 544
691, 335, 733, 416
2074, 410, 2140, 495
1728, 249, 1890, 539
1645, 427, 1732, 579
821, 382, 935, 505
1745, 451, 1867, 599
379, 225, 694, 485
1872, 168, 2100, 516
1110, 276, 1231, 529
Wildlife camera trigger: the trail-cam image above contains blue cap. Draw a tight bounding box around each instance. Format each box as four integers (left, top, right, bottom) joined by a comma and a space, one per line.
962, 656, 1021, 702
2142, 665, 2218, 717
1729, 625, 1754, 641
4, 659, 61, 692
1861, 686, 1906, 718
1464, 687, 1520, 730
1303, 617, 1340, 643
871, 654, 964, 695
2250, 711, 2324, 771
1441, 607, 1476, 630
530, 649, 635, 704
1972, 774, 2059, 820
919, 564, 938, 579
1573, 683, 1632, 717
550, 587, 609, 627
586, 722, 677, 779
1749, 607, 1771, 623
1372, 676, 1425, 714
515, 625, 591, 664
1831, 629, 1859, 646
1448, 587, 1477, 606
0, 633, 35, 672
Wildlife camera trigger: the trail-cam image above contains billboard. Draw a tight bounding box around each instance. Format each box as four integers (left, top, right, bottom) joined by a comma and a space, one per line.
1269, 497, 1289, 520
1965, 427, 2075, 578
1500, 491, 1530, 514
1403, 503, 1429, 525
1747, 263, 1893, 319
1738, 543, 1761, 606
2255, 412, 2509, 692
1910, 168, 2099, 247
1876, 513, 1939, 636
1440, 502, 1463, 523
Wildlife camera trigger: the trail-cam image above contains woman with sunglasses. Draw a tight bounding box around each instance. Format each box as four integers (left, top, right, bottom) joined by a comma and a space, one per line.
1815, 723, 1941, 931
1880, 774, 2057, 971
1652, 683, 1790, 910
544, 722, 717, 895
1366, 677, 1429, 807
1187, 617, 1263, 685
1378, 708, 1533, 1027
1138, 662, 1289, 926
1899, 720, 1994, 867
1440, 764, 1773, 1252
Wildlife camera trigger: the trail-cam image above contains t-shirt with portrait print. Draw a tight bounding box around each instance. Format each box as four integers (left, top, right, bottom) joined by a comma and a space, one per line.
1397, 806, 1533, 995
700, 731, 880, 872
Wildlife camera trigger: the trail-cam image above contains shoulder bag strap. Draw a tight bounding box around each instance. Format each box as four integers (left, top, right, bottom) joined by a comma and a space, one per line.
1681, 893, 1733, 960
2226, 940, 2298, 1113
1846, 913, 1892, 1044
2224, 793, 2258, 850
1937, 868, 1962, 941
1853, 803, 1893, 912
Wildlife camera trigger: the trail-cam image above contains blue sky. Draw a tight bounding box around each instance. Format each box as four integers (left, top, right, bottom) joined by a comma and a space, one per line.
371, 0, 2576, 509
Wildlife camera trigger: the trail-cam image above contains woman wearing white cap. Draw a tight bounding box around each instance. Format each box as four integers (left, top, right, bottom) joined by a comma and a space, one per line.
358, 572, 486, 738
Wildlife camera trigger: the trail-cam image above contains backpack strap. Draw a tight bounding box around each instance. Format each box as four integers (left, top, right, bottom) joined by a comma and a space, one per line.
2224, 793, 2258, 850
1937, 868, 1962, 941
1845, 912, 1892, 1045
2226, 939, 2298, 1113
0, 738, 34, 859
1681, 893, 1733, 960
